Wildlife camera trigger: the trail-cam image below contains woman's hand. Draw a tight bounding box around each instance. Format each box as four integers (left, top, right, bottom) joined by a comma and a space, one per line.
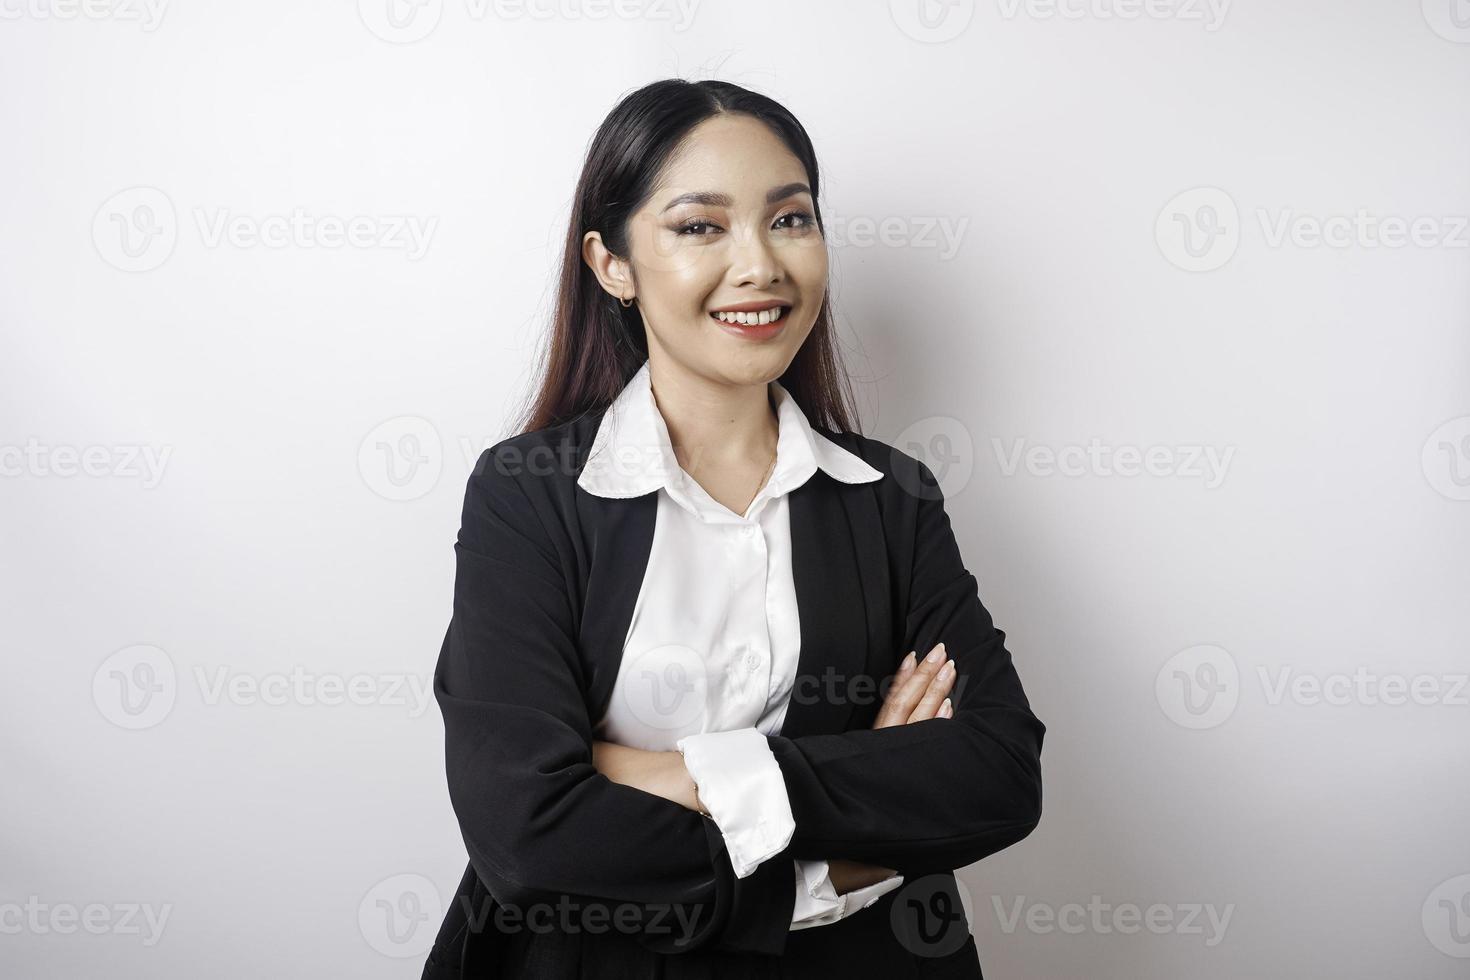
827, 857, 901, 896
872, 642, 956, 728
823, 644, 956, 896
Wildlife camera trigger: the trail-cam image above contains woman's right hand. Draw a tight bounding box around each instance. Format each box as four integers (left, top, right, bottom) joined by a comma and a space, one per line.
825, 644, 955, 896
872, 642, 956, 728
827, 857, 901, 896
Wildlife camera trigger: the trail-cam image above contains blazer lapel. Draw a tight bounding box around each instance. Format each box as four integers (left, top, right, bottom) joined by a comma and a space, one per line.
781, 473, 891, 738
580, 492, 658, 729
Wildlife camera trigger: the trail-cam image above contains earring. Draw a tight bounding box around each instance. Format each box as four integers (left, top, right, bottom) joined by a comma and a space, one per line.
619, 295, 634, 308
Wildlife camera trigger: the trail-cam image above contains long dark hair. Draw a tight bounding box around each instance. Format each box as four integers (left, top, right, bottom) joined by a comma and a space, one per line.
509, 78, 862, 438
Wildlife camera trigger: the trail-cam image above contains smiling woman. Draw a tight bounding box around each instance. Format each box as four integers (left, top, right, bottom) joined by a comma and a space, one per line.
422, 78, 1045, 980
579, 111, 832, 409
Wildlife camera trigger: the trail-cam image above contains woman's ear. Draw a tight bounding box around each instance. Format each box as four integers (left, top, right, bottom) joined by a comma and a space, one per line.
582, 230, 634, 303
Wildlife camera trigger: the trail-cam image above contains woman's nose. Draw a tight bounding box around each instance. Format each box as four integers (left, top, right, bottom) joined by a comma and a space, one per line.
725, 227, 781, 285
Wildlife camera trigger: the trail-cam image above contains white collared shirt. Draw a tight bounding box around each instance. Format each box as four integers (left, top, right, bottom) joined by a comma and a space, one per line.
578, 359, 906, 930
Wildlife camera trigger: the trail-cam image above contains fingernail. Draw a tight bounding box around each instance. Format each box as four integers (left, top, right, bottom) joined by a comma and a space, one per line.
940, 660, 956, 678
940, 698, 952, 717
900, 652, 916, 672
925, 645, 944, 664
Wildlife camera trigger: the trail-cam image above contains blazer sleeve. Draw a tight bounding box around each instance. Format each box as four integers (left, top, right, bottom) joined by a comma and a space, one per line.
434, 447, 798, 956
764, 459, 1047, 876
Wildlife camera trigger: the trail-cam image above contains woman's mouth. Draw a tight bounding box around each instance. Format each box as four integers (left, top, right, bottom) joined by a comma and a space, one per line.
709, 305, 791, 341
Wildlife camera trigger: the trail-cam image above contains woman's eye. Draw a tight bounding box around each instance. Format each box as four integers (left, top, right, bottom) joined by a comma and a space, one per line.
675, 211, 816, 237
775, 210, 816, 231
676, 219, 721, 236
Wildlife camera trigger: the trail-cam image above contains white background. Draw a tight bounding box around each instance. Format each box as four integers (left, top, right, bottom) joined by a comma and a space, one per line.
3, 1, 1469, 977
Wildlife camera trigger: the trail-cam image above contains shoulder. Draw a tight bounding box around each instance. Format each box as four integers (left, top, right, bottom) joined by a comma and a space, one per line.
457, 410, 608, 547
811, 426, 942, 503
469, 410, 606, 495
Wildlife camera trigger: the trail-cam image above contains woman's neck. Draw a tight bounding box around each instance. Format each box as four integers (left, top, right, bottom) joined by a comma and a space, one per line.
646, 357, 778, 477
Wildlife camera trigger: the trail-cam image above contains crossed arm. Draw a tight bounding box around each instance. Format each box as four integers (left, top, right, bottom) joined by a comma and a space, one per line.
589, 643, 961, 897
436, 447, 1045, 957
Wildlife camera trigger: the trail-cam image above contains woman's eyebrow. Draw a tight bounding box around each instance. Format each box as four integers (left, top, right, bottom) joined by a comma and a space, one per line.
659, 182, 812, 213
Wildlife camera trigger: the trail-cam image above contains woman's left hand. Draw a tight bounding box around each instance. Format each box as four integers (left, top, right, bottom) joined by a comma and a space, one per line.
872, 642, 956, 729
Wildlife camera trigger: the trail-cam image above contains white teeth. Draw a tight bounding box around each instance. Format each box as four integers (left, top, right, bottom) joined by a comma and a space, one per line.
713, 307, 785, 325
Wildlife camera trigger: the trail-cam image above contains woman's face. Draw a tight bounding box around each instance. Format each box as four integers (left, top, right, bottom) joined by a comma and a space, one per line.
593, 113, 828, 388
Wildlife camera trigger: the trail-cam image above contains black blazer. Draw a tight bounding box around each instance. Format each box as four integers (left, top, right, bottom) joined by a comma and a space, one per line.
421, 406, 1046, 979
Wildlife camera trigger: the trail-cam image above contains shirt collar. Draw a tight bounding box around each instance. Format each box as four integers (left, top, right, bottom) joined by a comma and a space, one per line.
577, 359, 883, 510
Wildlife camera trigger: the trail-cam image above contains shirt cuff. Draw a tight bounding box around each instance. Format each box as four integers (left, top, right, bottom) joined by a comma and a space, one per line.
842, 868, 906, 914
676, 728, 794, 879
791, 859, 842, 928
791, 859, 905, 931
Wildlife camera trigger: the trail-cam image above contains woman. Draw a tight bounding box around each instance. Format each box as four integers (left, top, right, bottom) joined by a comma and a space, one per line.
423, 78, 1045, 979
